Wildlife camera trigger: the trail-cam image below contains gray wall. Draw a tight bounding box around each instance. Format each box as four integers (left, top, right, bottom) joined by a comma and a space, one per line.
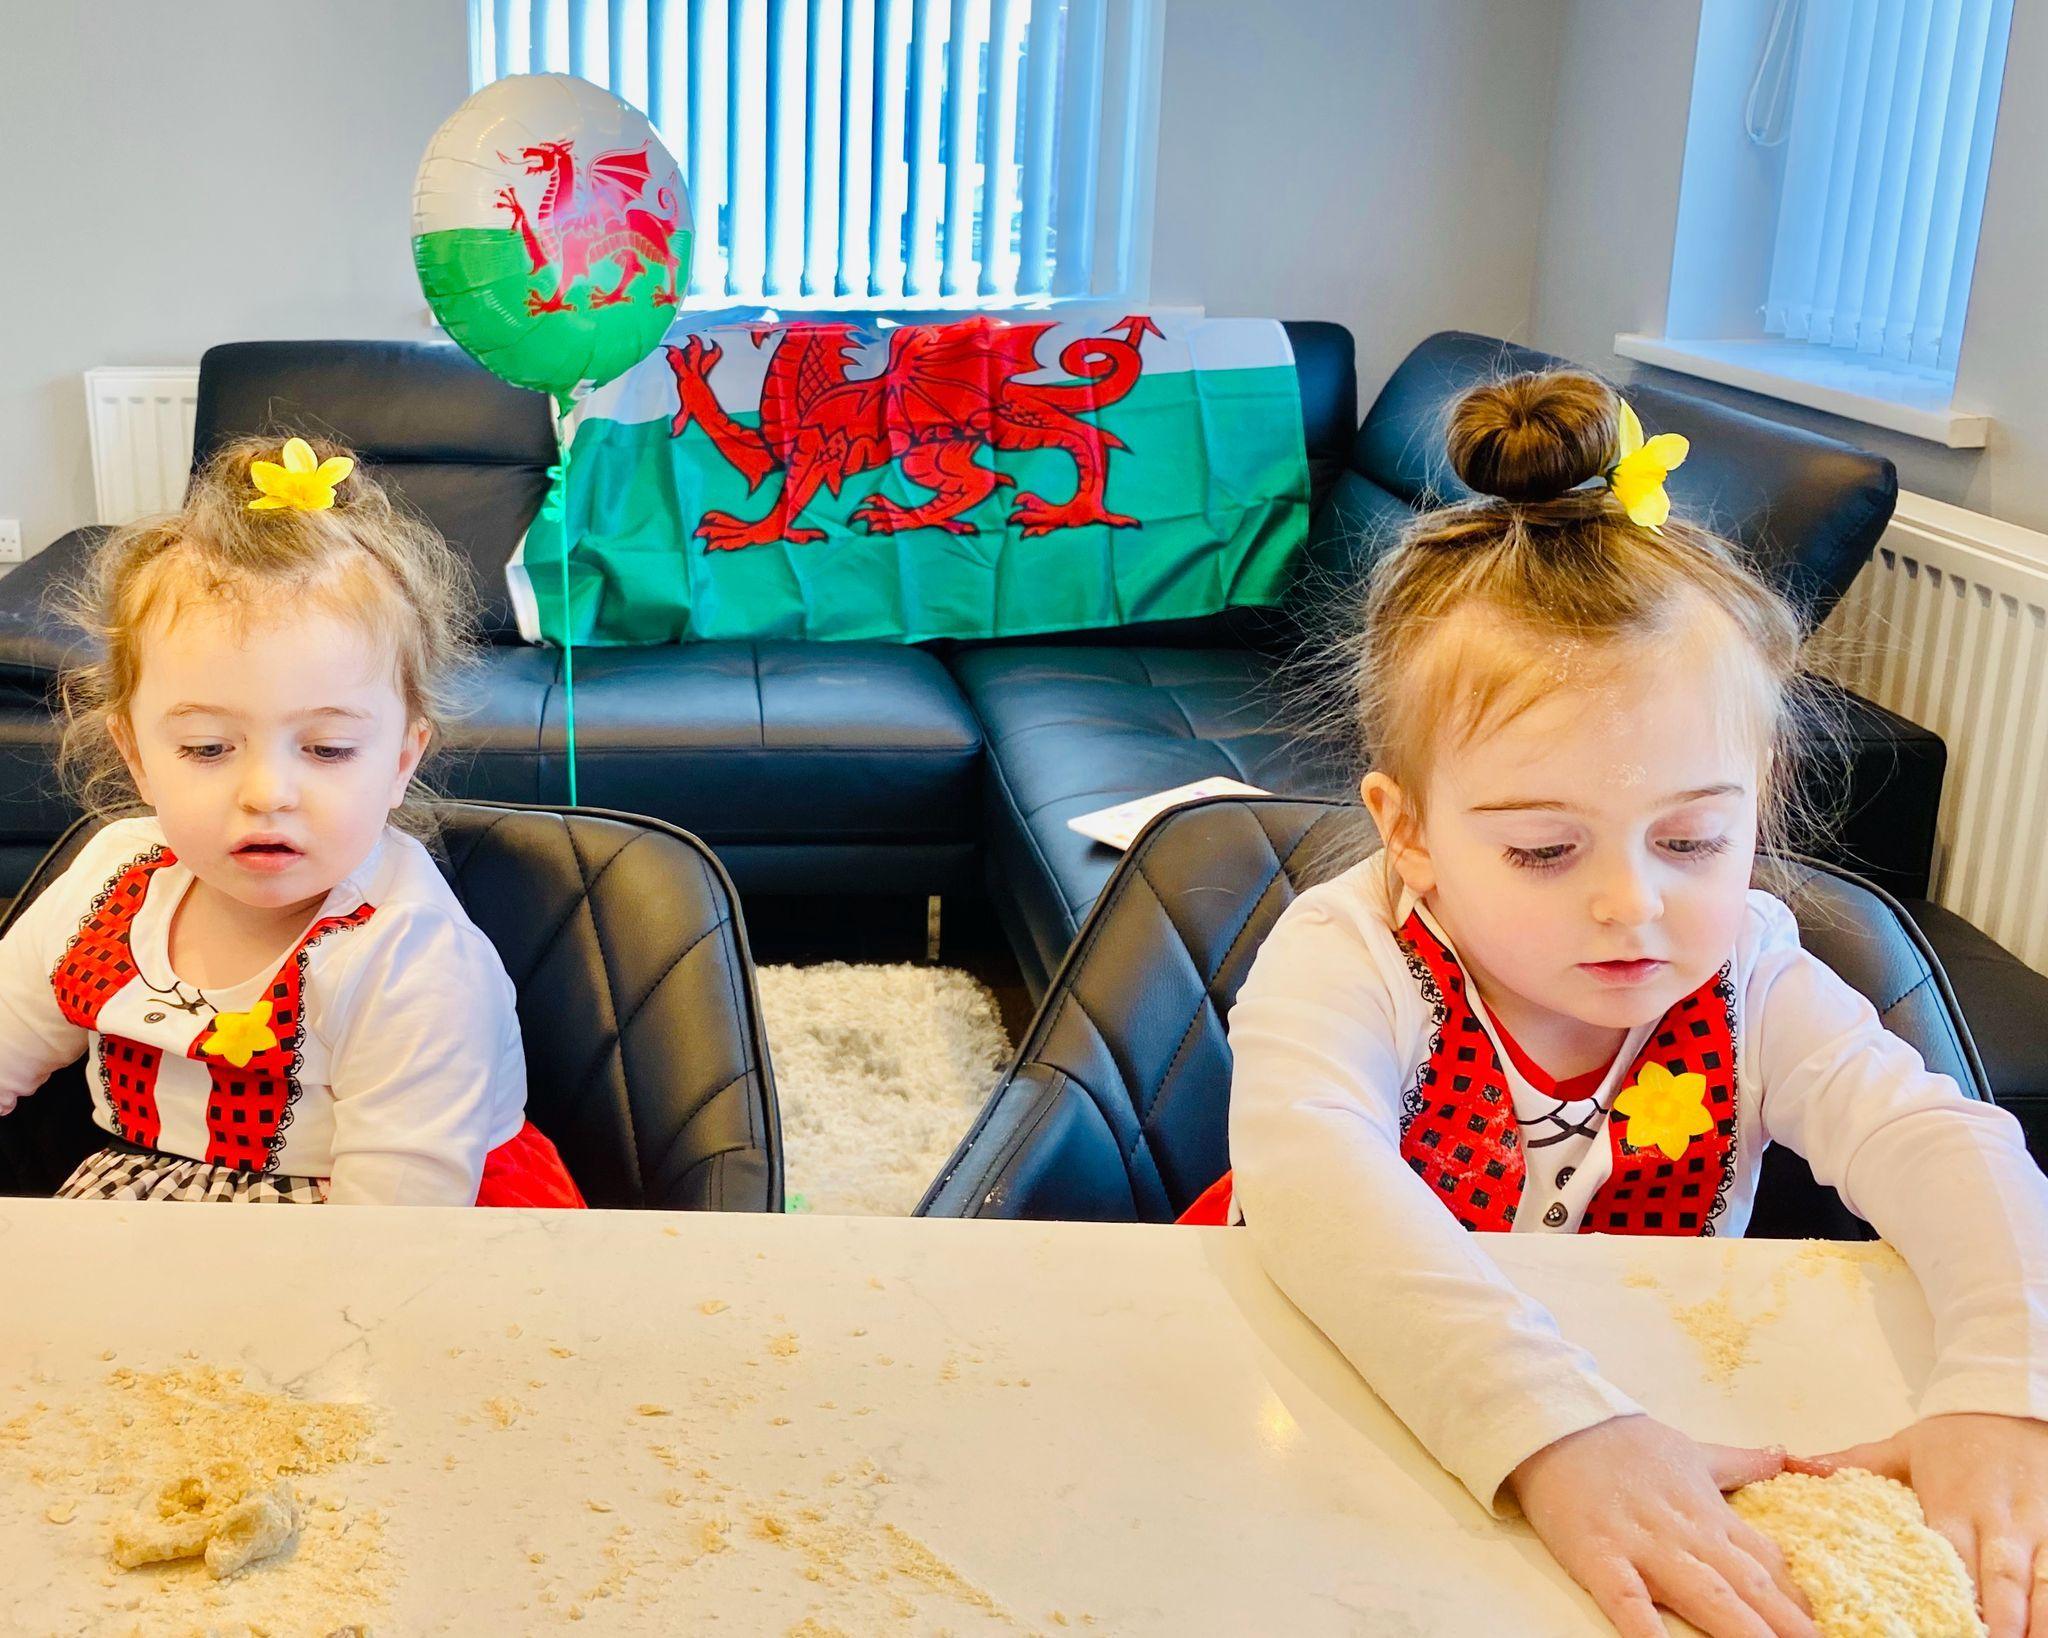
0, 1, 468, 557
1150, 0, 1567, 406
1, 0, 1568, 557
1530, 0, 2048, 533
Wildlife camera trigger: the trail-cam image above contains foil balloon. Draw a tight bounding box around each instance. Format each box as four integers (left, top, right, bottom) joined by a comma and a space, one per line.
412, 73, 693, 403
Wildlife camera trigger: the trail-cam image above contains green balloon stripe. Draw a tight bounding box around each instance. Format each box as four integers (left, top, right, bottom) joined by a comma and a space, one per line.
414, 225, 690, 399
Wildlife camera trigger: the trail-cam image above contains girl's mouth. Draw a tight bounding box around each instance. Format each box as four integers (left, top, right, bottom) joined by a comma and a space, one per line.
231, 839, 304, 874
1580, 958, 1667, 986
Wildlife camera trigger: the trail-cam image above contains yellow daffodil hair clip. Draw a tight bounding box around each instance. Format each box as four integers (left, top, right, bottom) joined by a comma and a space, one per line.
247, 437, 354, 513
1605, 399, 1688, 531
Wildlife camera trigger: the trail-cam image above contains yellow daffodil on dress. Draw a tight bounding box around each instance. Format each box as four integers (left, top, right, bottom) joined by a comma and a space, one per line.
247, 438, 353, 512
1613, 1061, 1714, 1161
1606, 399, 1689, 531
201, 1001, 280, 1069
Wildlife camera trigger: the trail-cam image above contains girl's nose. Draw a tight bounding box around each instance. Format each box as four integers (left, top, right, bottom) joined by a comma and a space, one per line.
1591, 855, 1663, 927
237, 754, 299, 814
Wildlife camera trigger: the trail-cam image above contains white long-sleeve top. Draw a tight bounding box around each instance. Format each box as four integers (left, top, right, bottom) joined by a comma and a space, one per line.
0, 817, 526, 1206
1227, 854, 2048, 1513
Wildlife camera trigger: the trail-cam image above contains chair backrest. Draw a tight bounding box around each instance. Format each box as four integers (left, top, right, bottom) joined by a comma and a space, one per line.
1290, 330, 1900, 632
919, 797, 1986, 1237
193, 341, 558, 642
0, 802, 782, 1211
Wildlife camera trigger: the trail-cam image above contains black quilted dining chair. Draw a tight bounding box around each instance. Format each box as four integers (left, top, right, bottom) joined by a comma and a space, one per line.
919, 796, 1989, 1239
0, 801, 782, 1210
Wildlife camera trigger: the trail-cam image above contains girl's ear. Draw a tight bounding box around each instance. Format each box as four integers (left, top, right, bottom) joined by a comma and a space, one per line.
1361, 771, 1436, 897
388, 720, 431, 808
107, 714, 152, 808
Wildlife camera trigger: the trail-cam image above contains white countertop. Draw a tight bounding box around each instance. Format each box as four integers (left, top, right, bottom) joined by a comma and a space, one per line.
0, 1203, 1934, 1636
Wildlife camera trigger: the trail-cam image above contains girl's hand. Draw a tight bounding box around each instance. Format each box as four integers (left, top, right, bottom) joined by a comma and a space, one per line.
1510, 1414, 1817, 1638
1791, 1412, 2048, 1638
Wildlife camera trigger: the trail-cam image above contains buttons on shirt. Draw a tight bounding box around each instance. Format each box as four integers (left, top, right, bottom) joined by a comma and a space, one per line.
1542, 1201, 1569, 1228
1555, 1167, 1575, 1189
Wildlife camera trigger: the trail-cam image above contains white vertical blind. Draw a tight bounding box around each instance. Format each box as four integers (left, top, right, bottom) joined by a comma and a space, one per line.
1761, 0, 2014, 375
471, 0, 1158, 304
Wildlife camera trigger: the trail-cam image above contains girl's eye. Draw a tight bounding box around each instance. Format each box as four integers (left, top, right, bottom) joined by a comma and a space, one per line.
308, 745, 360, 763
175, 744, 229, 763
1662, 835, 1732, 859
1504, 844, 1575, 871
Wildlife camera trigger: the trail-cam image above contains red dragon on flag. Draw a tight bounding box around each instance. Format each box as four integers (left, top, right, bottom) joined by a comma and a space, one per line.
495, 140, 684, 313
664, 314, 1165, 551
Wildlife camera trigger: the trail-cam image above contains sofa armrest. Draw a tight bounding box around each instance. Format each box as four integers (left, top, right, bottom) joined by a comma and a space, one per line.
0, 527, 105, 681
1790, 676, 1945, 901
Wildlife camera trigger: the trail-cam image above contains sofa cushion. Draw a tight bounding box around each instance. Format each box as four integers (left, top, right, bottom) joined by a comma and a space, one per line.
1903, 897, 2048, 1164
952, 645, 1351, 993
444, 641, 983, 860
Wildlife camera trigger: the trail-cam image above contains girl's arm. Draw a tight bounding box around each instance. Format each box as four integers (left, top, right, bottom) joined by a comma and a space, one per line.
1747, 897, 2048, 1424
0, 839, 117, 1114
1749, 895, 2048, 1633
1227, 889, 1644, 1513
321, 908, 525, 1206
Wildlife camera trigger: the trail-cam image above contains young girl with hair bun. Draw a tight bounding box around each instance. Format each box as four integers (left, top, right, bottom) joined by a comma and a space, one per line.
0, 436, 582, 1208
1212, 372, 2048, 1636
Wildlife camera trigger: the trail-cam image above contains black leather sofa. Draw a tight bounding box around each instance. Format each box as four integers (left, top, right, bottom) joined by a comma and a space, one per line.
3, 327, 2040, 1151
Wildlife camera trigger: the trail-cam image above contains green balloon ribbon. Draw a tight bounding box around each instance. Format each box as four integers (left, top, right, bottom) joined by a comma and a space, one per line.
540, 398, 579, 807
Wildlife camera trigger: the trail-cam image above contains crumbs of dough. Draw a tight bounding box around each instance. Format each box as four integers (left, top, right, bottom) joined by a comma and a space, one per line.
1627, 1240, 1910, 1385
700, 1300, 730, 1316
1671, 1295, 1756, 1382
767, 1333, 800, 1358
14, 1367, 386, 1632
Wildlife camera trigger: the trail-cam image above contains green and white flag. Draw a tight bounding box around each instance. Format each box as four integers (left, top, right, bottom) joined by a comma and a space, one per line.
511, 309, 1310, 645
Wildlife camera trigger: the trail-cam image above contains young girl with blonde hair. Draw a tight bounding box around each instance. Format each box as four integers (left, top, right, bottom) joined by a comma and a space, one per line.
0, 436, 581, 1207
1219, 372, 2048, 1636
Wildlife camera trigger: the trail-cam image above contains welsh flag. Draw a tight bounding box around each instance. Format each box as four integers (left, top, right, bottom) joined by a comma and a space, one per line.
511, 310, 1310, 645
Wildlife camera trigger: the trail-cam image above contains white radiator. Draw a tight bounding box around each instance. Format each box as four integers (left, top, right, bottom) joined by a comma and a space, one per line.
1814, 490, 2048, 974
83, 367, 201, 526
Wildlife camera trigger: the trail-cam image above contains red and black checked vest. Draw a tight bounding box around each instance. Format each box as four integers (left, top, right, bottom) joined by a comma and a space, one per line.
50, 846, 375, 1175
1396, 911, 1740, 1236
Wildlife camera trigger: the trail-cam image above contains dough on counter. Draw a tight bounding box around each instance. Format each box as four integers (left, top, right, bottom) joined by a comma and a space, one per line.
110, 1458, 304, 1580
1730, 1469, 1986, 1637
204, 1483, 304, 1579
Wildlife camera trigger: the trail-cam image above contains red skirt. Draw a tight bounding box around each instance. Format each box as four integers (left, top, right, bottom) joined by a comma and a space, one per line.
1178, 1170, 1235, 1226
475, 1120, 587, 1208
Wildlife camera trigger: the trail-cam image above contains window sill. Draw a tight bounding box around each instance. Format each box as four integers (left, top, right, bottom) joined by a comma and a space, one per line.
1612, 334, 1989, 450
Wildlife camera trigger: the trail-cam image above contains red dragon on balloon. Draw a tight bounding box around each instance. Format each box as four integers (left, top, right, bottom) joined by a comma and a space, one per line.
495, 139, 683, 314
665, 314, 1165, 551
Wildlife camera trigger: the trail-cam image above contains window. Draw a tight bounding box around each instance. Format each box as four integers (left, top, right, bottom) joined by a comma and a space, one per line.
469, 0, 1162, 308
1619, 0, 2015, 446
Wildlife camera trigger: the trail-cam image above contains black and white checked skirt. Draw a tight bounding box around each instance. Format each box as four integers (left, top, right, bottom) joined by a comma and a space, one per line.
57, 1147, 327, 1204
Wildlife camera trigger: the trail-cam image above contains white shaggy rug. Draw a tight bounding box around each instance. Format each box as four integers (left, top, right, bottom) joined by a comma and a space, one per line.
755, 962, 1013, 1216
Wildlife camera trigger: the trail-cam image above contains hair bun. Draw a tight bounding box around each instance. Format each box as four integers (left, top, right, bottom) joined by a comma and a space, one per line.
1446, 370, 1619, 503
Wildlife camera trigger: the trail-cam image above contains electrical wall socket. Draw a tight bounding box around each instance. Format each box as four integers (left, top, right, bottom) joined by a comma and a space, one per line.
0, 520, 21, 565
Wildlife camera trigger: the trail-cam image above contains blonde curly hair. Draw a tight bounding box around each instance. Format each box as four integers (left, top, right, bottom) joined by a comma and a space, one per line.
56, 435, 477, 837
